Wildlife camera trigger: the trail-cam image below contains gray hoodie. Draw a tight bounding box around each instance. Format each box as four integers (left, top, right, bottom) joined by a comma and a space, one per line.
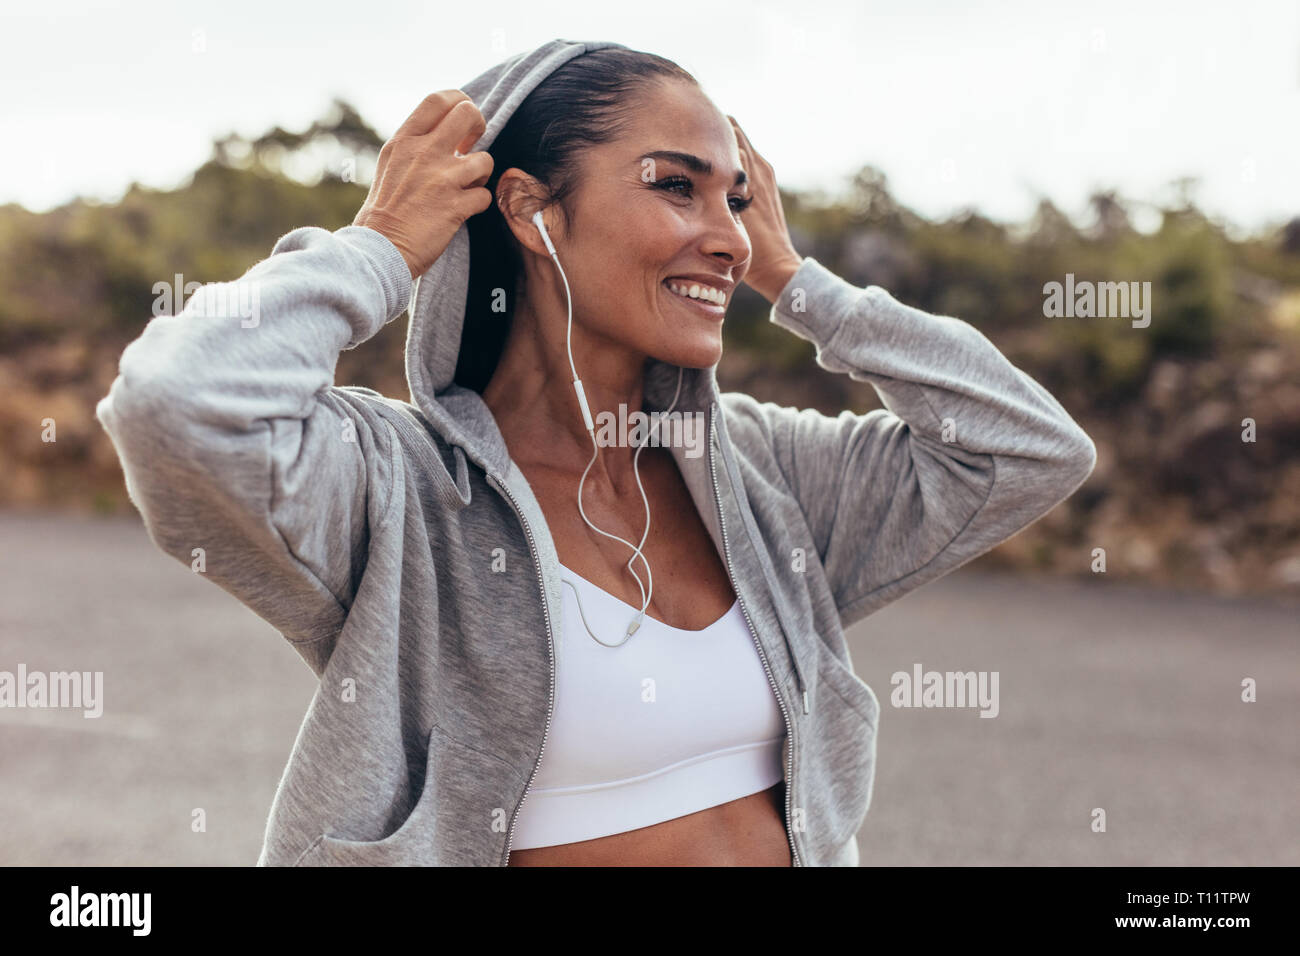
94, 38, 1096, 866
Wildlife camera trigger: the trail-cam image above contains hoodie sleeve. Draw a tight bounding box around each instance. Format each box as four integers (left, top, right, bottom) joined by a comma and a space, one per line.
94, 224, 413, 647
726, 256, 1096, 631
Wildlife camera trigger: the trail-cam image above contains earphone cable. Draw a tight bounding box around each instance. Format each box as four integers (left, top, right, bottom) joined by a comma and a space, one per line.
545, 237, 658, 641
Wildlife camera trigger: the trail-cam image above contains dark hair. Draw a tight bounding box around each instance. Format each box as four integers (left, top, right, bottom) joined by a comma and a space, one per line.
455, 47, 698, 393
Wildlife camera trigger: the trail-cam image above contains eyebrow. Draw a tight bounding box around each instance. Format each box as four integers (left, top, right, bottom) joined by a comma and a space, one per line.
640, 150, 747, 188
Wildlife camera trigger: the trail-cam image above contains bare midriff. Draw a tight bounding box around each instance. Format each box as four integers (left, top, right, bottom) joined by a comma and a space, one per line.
508, 780, 791, 866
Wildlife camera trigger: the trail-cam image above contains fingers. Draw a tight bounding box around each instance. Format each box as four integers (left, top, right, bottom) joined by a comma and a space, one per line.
394, 89, 472, 139
390, 89, 489, 161
390, 90, 492, 187
728, 114, 773, 175
459, 185, 495, 217
727, 114, 747, 147
728, 115, 754, 173
428, 98, 488, 157
455, 149, 494, 189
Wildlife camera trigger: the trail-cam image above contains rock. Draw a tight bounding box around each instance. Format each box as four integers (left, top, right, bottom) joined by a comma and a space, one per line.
1184, 399, 1234, 442
1125, 537, 1159, 572
1144, 359, 1184, 414
1270, 553, 1300, 587
1243, 348, 1287, 386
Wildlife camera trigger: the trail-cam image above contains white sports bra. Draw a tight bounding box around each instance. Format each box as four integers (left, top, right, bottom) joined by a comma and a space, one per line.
509, 561, 787, 851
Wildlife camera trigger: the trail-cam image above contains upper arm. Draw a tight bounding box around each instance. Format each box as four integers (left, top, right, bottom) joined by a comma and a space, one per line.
763, 399, 995, 617
95, 224, 412, 667
728, 392, 1092, 631
738, 256, 1096, 629
96, 374, 395, 653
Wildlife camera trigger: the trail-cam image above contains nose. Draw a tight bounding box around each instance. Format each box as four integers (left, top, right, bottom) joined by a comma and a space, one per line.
698, 196, 751, 269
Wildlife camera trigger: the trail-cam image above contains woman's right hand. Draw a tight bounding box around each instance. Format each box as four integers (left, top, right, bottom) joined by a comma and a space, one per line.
353, 90, 495, 279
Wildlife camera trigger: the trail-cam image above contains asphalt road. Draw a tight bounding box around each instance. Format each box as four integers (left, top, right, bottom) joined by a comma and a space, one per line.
1, 511, 1296, 866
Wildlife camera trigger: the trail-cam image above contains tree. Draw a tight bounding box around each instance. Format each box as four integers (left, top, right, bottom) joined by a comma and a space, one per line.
1086, 189, 1133, 241
210, 98, 385, 185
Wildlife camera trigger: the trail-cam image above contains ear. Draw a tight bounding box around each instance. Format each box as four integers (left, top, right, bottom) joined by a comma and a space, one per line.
496, 169, 555, 258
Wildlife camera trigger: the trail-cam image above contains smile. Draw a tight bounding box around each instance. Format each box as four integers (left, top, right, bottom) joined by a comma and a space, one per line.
662, 279, 726, 317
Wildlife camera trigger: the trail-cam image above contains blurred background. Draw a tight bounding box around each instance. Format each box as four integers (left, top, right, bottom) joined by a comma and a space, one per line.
0, 1, 1296, 866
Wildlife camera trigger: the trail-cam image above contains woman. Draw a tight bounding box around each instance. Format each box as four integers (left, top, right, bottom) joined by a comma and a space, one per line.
96, 39, 1095, 867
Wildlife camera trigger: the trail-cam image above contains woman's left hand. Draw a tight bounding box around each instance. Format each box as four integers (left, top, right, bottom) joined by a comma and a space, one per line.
729, 115, 804, 303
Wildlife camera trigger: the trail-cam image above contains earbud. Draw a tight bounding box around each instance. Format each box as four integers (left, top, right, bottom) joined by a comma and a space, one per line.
531, 210, 557, 256
532, 208, 685, 646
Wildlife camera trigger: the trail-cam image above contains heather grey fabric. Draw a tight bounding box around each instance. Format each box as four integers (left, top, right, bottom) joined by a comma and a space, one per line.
94, 38, 1095, 866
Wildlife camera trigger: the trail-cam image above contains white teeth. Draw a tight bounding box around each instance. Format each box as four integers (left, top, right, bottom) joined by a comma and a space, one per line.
666, 280, 726, 306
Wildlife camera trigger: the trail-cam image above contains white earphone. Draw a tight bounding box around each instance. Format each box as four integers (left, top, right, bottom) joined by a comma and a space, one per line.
531, 209, 684, 647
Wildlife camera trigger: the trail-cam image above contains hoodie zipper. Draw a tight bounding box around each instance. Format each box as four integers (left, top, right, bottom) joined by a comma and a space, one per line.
489, 473, 556, 868
708, 403, 802, 867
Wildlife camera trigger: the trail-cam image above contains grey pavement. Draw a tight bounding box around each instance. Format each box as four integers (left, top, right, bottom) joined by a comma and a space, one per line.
1, 511, 1295, 866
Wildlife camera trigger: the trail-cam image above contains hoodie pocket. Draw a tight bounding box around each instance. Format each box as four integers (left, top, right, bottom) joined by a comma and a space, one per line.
296, 724, 517, 866
801, 650, 879, 854
817, 649, 879, 728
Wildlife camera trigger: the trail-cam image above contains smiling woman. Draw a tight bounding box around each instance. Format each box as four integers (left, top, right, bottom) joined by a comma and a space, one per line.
462, 48, 805, 866
460, 53, 751, 393
96, 38, 1094, 870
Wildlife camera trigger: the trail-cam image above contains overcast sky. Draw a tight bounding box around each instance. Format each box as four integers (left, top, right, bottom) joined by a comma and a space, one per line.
2, 0, 1297, 236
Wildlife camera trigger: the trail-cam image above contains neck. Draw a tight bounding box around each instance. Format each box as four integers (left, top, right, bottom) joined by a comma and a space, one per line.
482, 297, 658, 489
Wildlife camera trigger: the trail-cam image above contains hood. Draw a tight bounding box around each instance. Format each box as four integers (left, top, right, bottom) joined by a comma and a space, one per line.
402, 37, 725, 481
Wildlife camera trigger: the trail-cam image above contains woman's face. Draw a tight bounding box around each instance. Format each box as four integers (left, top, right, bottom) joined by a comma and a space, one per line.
541, 79, 752, 371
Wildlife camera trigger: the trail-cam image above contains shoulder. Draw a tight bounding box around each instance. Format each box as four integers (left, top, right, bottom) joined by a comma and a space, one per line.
717, 390, 793, 479
331, 389, 447, 450
719, 390, 826, 456
719, 389, 778, 430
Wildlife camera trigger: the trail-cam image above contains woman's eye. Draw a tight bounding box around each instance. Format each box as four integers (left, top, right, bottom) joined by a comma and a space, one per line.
657, 176, 753, 214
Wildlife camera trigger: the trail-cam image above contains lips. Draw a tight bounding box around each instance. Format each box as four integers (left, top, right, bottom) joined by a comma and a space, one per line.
663, 278, 728, 305
662, 280, 725, 318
